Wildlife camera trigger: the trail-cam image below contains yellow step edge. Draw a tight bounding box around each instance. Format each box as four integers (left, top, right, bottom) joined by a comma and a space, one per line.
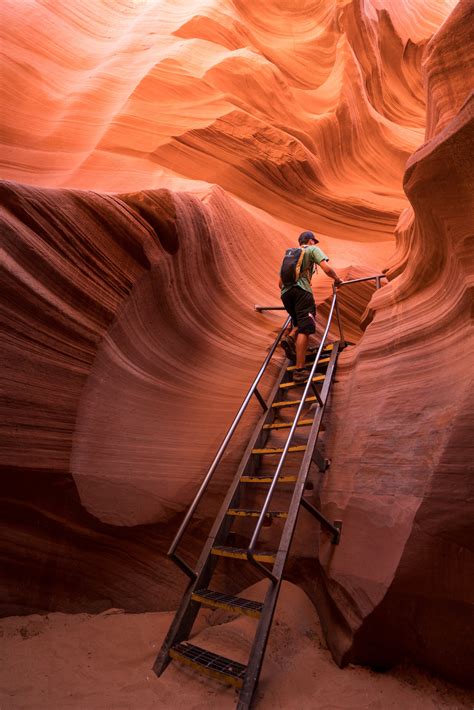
240, 475, 297, 483
272, 396, 317, 409
263, 419, 313, 430
211, 548, 276, 564
287, 357, 330, 372
169, 648, 243, 688
227, 509, 288, 519
252, 445, 306, 455
191, 592, 262, 618
280, 374, 324, 390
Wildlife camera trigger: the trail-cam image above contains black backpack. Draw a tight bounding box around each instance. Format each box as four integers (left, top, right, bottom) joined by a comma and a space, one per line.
280, 247, 305, 286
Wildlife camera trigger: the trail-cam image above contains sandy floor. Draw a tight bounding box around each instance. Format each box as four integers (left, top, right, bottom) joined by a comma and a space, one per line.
0, 582, 471, 710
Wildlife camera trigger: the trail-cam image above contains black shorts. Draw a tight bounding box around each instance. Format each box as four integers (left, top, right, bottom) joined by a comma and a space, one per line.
281, 286, 316, 334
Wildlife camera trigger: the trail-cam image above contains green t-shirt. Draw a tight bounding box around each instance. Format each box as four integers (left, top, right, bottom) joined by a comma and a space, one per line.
281, 245, 329, 295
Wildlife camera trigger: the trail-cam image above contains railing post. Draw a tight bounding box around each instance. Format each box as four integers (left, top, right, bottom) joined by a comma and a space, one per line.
333, 285, 346, 347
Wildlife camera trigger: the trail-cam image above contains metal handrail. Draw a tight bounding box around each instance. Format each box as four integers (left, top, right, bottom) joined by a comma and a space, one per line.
168, 274, 386, 577
333, 274, 387, 345
167, 314, 291, 573
247, 292, 338, 580
247, 273, 387, 577
255, 274, 387, 313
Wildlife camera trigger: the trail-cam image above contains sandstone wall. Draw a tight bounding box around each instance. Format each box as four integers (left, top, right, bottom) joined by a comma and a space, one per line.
317, 0, 473, 684
1, 0, 472, 686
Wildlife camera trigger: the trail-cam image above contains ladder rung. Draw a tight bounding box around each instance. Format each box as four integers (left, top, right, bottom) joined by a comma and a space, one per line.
252, 445, 306, 455
280, 374, 324, 390
170, 642, 246, 687
192, 589, 263, 618
287, 357, 330, 372
240, 474, 298, 484
272, 396, 317, 409
304, 344, 333, 357
211, 546, 276, 564
227, 508, 288, 519
263, 419, 313, 430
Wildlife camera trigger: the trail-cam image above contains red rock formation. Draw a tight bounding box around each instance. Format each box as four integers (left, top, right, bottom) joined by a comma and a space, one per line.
0, 0, 471, 689
316, 0, 474, 685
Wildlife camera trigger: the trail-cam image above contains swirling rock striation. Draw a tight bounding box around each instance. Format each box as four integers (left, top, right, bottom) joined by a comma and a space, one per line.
0, 178, 296, 611
315, 0, 474, 685
0, 0, 472, 689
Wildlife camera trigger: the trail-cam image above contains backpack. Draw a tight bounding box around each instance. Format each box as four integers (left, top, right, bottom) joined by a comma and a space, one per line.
280, 247, 305, 287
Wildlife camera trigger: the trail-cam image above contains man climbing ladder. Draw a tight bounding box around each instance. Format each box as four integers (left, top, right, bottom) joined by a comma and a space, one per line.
280, 230, 342, 381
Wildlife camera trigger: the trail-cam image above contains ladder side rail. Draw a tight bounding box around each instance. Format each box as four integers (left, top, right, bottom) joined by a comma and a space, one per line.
153, 359, 289, 676
168, 315, 291, 571
192, 361, 289, 572
275, 341, 341, 569
247, 293, 338, 572
237, 342, 340, 710
237, 579, 283, 710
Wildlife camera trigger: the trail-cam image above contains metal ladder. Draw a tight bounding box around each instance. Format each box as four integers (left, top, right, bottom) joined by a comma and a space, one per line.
153, 276, 385, 709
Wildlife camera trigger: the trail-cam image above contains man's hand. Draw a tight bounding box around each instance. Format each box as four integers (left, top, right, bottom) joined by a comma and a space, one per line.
334, 277, 343, 287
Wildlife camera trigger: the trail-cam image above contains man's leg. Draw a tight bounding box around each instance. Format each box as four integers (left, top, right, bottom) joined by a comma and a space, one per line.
281, 326, 298, 360
292, 288, 316, 381
280, 290, 299, 360
295, 332, 309, 370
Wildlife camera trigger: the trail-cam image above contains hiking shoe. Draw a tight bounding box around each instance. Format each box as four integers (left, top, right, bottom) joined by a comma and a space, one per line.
280, 335, 296, 360
292, 368, 309, 383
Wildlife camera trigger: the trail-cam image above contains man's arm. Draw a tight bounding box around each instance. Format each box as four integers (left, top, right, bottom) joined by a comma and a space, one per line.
319, 259, 342, 285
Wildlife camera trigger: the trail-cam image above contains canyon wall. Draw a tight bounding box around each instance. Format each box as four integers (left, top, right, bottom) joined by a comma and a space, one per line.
1, 0, 472, 686
317, 0, 473, 685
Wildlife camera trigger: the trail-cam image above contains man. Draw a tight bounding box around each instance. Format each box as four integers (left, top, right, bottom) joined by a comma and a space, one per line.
280, 230, 342, 382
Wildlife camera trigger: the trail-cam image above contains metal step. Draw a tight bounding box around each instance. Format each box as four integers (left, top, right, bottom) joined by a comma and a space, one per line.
240, 473, 298, 484
287, 357, 330, 372
252, 445, 306, 455
313, 344, 333, 353
280, 374, 324, 390
192, 589, 263, 618
263, 418, 313, 430
272, 396, 317, 409
170, 642, 246, 688
227, 508, 288, 519
211, 546, 276, 564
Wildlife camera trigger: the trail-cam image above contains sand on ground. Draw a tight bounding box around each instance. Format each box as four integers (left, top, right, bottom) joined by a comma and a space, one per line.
0, 581, 471, 710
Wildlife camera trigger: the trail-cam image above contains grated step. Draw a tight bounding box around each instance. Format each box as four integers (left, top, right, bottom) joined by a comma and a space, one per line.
252, 445, 306, 455
192, 589, 263, 618
272, 396, 317, 409
170, 642, 246, 687
280, 374, 325, 390
263, 419, 313, 430
211, 546, 276, 564
309, 344, 333, 355
227, 508, 288, 519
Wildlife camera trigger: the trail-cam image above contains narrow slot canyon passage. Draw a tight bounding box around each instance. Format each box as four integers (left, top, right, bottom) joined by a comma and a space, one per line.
1, 1, 472, 708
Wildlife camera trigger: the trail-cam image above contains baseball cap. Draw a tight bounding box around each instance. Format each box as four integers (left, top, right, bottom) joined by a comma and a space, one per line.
298, 230, 319, 245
